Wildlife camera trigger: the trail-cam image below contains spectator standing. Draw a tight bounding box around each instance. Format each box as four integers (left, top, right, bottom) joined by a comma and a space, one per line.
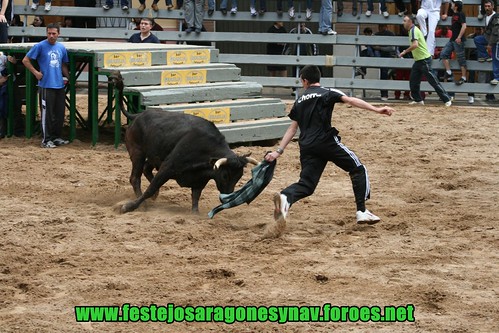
31, 0, 52, 11
366, 0, 389, 17
416, 0, 451, 56
0, 0, 13, 43
474, 0, 499, 85
103, 0, 129, 10
399, 15, 452, 106
22, 23, 70, 148
184, 0, 206, 33
440, 0, 467, 85
138, 0, 173, 12
338, 0, 358, 17
220, 0, 237, 14
478, 0, 497, 20
279, 1, 314, 20
373, 24, 396, 100
265, 65, 394, 225
395, 0, 418, 17
266, 22, 287, 77
250, 0, 266, 16
319, 0, 337, 35
128, 18, 160, 43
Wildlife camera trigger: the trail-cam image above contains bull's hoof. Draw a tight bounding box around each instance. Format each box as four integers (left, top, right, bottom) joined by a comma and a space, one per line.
120, 201, 135, 214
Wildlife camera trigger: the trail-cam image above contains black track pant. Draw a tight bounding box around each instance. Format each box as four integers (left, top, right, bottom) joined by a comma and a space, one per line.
39, 87, 65, 143
281, 135, 370, 212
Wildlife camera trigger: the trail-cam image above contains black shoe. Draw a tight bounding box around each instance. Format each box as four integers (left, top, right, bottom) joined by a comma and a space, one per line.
185, 27, 193, 33
455, 77, 466, 85
486, 94, 496, 101
220, 8, 227, 15
337, 10, 343, 17
195, 28, 201, 34
208, 8, 214, 15
352, 9, 357, 16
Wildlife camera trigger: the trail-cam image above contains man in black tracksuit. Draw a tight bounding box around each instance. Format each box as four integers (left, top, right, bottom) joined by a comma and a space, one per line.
265, 65, 394, 225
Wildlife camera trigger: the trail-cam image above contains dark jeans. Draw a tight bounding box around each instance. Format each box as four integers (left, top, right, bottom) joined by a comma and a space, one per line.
410, 57, 451, 103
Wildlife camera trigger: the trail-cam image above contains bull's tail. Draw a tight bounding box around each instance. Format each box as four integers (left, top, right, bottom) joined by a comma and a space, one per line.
108, 71, 139, 120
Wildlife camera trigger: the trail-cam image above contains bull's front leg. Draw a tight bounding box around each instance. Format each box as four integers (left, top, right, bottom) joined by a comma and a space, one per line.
122, 163, 173, 213
191, 187, 204, 214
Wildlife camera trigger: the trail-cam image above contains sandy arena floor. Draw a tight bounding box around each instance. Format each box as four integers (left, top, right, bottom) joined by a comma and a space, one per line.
0, 101, 498, 332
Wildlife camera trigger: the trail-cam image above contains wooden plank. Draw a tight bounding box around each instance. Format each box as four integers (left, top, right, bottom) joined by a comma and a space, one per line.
147, 98, 287, 121
115, 64, 241, 86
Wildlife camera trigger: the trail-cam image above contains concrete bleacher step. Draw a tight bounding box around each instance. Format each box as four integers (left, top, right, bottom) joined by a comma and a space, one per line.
216, 118, 291, 144
147, 98, 287, 121
116, 63, 241, 86
124, 81, 263, 106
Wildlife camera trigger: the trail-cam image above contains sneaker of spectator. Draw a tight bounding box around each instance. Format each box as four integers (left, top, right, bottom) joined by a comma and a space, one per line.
44, 2, 51, 11
382, 11, 389, 18
323, 29, 337, 35
468, 96, 474, 104
491, 79, 499, 85
122, 5, 128, 10
355, 68, 366, 76
306, 8, 312, 20
31, 2, 38, 10
485, 94, 495, 101
138, 3, 145, 11
337, 9, 343, 17
231, 6, 237, 14
250, 7, 257, 16
456, 77, 466, 85
102, 4, 111, 9
277, 9, 283, 17
152, 3, 159, 11
288, 6, 295, 18
365, 10, 372, 17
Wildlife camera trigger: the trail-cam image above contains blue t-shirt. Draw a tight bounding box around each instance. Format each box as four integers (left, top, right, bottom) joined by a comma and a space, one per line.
26, 40, 69, 89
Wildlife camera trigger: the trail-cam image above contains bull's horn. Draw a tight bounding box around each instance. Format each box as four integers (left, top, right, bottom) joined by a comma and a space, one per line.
245, 157, 259, 165
213, 158, 228, 170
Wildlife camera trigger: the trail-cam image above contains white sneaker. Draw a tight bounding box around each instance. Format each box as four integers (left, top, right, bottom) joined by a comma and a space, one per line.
288, 6, 295, 18
31, 2, 39, 10
326, 29, 337, 35
306, 8, 312, 20
250, 7, 257, 16
273, 193, 289, 222
365, 10, 372, 17
356, 209, 381, 224
445, 100, 452, 107
44, 2, 51, 11
408, 100, 424, 105
382, 11, 389, 18
381, 97, 388, 101
490, 79, 499, 85
398, 11, 405, 17
230, 6, 237, 14
468, 96, 474, 104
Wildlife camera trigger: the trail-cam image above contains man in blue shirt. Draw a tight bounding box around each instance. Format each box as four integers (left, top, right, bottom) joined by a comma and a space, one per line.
23, 23, 70, 148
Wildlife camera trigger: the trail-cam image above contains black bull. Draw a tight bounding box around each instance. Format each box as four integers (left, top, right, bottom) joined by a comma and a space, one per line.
110, 72, 258, 213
